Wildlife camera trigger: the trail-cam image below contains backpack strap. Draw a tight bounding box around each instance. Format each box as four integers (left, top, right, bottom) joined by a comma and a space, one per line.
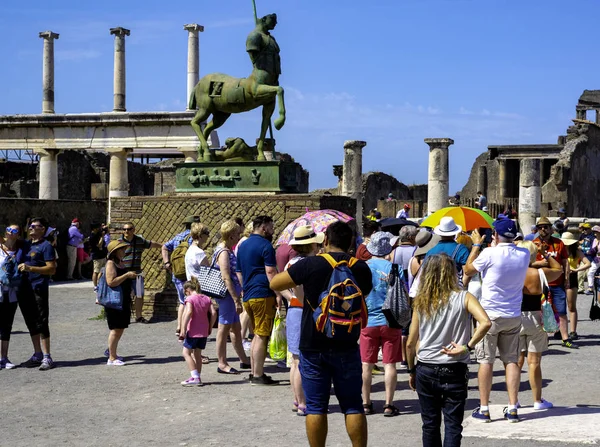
319, 253, 358, 268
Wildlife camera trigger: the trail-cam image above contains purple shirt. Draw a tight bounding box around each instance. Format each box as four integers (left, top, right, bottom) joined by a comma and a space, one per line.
68, 225, 84, 247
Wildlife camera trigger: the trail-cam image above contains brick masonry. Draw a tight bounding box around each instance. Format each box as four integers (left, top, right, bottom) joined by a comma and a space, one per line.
109, 193, 355, 320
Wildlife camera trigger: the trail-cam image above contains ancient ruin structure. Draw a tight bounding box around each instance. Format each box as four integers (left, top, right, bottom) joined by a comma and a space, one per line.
425, 138, 453, 214
461, 90, 600, 223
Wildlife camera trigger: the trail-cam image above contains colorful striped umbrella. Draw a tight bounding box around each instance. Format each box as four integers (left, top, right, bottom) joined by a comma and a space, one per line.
276, 209, 354, 246
420, 206, 494, 232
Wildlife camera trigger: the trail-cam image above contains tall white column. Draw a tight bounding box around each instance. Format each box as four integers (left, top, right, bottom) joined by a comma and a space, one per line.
108, 148, 131, 197
39, 31, 59, 114
518, 159, 541, 232
183, 24, 203, 110
36, 149, 60, 199
110, 27, 130, 112
342, 140, 367, 230
424, 138, 454, 214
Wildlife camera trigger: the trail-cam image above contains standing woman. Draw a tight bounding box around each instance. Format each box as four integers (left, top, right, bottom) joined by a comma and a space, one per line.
104, 240, 137, 366
214, 220, 250, 374
0, 225, 24, 369
361, 231, 403, 416
407, 254, 491, 447
561, 232, 591, 340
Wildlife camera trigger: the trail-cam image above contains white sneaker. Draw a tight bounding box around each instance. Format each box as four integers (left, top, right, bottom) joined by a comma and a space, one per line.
181, 377, 202, 386
534, 399, 553, 410
0, 358, 15, 369
242, 340, 252, 351
107, 359, 126, 366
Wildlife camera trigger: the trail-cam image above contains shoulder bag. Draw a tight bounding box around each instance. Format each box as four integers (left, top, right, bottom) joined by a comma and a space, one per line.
198, 247, 228, 299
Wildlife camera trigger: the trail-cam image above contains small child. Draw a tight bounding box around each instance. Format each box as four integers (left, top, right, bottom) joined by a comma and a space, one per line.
179, 280, 216, 386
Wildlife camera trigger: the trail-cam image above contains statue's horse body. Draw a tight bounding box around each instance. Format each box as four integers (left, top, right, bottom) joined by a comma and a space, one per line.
189, 69, 285, 161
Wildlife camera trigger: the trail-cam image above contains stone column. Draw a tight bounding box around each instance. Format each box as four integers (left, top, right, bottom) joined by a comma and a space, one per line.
39, 31, 59, 114
107, 148, 131, 197
342, 140, 367, 230
424, 138, 454, 213
498, 159, 508, 205
110, 27, 130, 112
179, 149, 197, 163
477, 165, 487, 196
36, 149, 60, 199
518, 159, 541, 233
183, 24, 203, 109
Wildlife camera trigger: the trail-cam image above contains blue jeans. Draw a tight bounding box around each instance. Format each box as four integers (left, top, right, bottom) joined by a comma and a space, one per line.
416, 362, 468, 447
549, 285, 567, 316
299, 348, 363, 415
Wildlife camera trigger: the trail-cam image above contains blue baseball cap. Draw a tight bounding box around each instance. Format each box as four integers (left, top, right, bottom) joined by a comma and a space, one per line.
493, 218, 518, 239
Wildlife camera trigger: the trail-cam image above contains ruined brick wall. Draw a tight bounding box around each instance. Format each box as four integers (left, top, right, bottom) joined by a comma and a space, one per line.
109, 194, 355, 320
0, 198, 107, 279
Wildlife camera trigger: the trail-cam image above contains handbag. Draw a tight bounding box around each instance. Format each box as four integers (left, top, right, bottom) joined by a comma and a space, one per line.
197, 248, 228, 299
383, 263, 411, 328
591, 277, 600, 321
97, 267, 124, 310
539, 269, 559, 333
0, 245, 21, 289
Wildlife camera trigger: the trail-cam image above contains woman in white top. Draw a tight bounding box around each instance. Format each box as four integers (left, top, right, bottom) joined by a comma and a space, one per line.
407, 253, 491, 447
184, 223, 210, 281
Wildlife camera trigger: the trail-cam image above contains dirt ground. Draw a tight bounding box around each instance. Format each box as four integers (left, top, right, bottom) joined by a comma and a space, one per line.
1, 281, 599, 446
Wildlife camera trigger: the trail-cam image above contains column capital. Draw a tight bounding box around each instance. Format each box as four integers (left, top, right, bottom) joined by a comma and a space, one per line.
39, 31, 59, 40
34, 148, 61, 157
183, 23, 204, 33
343, 140, 367, 150
105, 148, 132, 156
110, 27, 131, 37
424, 138, 454, 149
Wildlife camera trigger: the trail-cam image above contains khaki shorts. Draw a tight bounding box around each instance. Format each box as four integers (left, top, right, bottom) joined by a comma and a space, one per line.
475, 316, 522, 364
243, 297, 277, 337
93, 258, 107, 274
519, 311, 548, 354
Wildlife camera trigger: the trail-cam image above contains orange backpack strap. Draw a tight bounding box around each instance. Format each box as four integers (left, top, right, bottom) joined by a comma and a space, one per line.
319, 253, 338, 269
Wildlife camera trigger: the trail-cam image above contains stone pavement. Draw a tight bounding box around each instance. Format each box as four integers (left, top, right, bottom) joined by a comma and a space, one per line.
1, 282, 600, 447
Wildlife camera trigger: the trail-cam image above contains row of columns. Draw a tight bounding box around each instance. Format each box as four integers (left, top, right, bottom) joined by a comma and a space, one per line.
35, 24, 205, 200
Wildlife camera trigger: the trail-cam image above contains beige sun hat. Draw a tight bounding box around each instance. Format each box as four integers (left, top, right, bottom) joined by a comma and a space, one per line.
289, 225, 325, 246
560, 232, 579, 246
107, 240, 129, 258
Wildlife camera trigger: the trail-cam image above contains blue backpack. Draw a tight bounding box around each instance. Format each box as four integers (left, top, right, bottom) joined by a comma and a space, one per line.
0, 247, 21, 289
312, 253, 367, 341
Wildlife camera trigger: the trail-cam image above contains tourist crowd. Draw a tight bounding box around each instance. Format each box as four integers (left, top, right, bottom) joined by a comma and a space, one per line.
1, 207, 597, 447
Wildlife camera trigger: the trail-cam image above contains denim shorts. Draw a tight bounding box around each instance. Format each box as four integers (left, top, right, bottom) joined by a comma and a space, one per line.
173, 277, 186, 305
549, 285, 567, 316
183, 335, 207, 350
299, 348, 363, 415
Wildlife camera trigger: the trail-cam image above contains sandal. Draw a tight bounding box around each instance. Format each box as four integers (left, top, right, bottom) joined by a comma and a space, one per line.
136, 317, 149, 324
363, 402, 375, 415
201, 355, 210, 364
383, 404, 400, 417
297, 405, 307, 416
217, 367, 240, 375
292, 401, 299, 412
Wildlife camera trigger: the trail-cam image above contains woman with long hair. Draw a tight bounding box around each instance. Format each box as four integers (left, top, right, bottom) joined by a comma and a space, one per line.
407, 253, 491, 447
214, 220, 250, 374
515, 240, 563, 409
561, 232, 590, 340
104, 240, 137, 366
0, 224, 24, 369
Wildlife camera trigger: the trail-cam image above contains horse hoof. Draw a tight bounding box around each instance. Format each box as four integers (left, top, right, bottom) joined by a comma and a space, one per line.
274, 117, 286, 130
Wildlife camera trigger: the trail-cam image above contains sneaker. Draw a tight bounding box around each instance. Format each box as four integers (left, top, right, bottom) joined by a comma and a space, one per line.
39, 357, 56, 371
562, 339, 578, 349
569, 332, 579, 341
0, 358, 16, 369
242, 340, 252, 351
377, 348, 383, 361
586, 289, 594, 295
503, 406, 519, 423
251, 374, 279, 386
103, 349, 124, 361
107, 359, 126, 366
181, 377, 202, 387
472, 406, 491, 422
135, 317, 150, 324
276, 360, 288, 369
533, 398, 553, 410
20, 354, 43, 368
398, 361, 408, 370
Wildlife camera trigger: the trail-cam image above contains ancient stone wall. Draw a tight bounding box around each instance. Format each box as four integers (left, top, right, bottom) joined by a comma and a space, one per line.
109, 194, 355, 320
0, 160, 38, 197
0, 198, 107, 279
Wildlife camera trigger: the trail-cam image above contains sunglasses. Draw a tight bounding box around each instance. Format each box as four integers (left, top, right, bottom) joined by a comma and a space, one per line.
123, 228, 134, 232
537, 225, 550, 230
5, 228, 19, 235
29, 224, 43, 229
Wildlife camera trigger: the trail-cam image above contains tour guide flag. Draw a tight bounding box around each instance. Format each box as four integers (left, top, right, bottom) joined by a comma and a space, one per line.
420, 206, 494, 232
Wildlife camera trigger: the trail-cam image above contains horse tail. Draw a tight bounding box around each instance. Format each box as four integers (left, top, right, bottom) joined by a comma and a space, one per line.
188, 90, 197, 111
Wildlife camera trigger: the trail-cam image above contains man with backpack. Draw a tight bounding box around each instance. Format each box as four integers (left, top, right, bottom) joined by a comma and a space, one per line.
162, 216, 200, 333
270, 221, 372, 447
425, 216, 470, 288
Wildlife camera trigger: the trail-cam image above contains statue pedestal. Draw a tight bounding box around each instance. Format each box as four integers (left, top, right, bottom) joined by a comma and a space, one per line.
175, 161, 309, 193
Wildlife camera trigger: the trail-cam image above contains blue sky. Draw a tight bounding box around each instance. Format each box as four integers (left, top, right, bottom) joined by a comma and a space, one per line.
1, 0, 598, 194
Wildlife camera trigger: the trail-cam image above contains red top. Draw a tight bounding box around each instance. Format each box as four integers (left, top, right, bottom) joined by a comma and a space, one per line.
355, 243, 372, 261
533, 236, 568, 287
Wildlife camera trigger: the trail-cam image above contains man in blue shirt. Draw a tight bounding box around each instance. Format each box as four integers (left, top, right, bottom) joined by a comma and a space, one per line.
425, 217, 470, 287
18, 217, 57, 370
236, 215, 280, 385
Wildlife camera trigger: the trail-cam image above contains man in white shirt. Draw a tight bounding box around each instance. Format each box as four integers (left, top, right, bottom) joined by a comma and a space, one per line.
464, 218, 530, 423
396, 203, 411, 219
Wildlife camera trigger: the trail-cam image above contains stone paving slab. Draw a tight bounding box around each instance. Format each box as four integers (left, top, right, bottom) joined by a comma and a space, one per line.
1, 283, 599, 446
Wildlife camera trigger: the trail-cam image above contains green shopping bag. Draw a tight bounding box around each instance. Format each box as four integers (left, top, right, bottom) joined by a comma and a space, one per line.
268, 310, 287, 361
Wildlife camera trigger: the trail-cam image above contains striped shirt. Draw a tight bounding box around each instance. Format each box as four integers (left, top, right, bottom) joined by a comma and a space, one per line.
119, 235, 151, 272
